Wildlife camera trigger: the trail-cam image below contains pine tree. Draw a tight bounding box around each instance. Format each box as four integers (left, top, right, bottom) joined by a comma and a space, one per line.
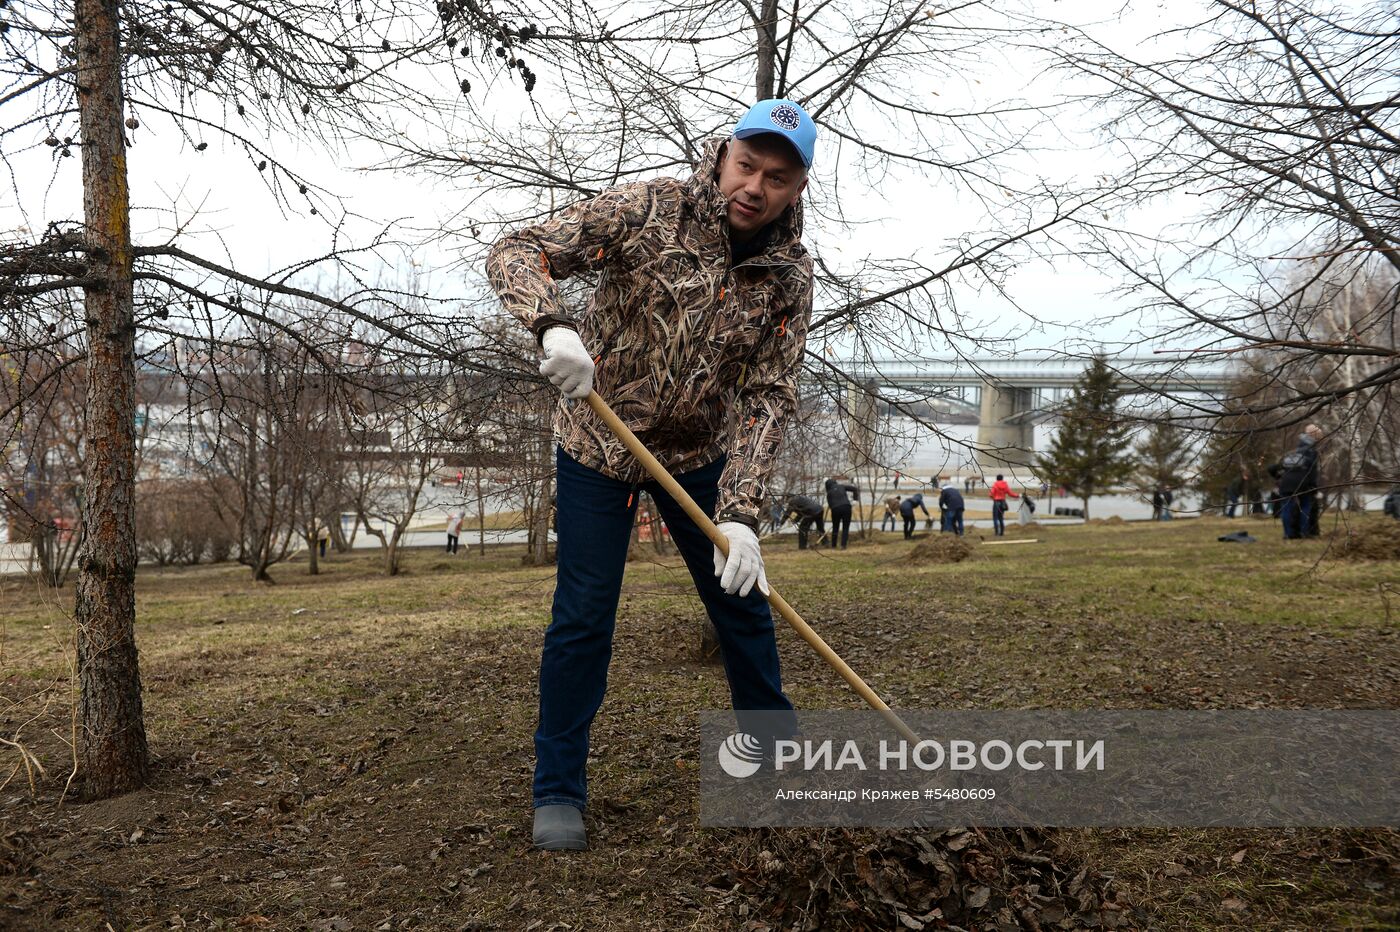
1191, 365, 1298, 513
1133, 419, 1196, 500
1035, 356, 1133, 519
1193, 420, 1285, 513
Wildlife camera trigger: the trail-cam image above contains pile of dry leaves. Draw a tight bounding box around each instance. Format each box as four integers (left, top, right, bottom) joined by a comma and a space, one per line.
1333, 521, 1400, 561
906, 535, 975, 565
709, 826, 1137, 931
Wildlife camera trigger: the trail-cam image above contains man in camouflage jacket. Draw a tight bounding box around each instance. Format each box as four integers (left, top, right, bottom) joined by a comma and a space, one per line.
487, 99, 816, 851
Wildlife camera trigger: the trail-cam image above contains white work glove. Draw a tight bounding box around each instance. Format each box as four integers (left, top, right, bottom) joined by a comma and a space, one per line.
712, 521, 769, 598
539, 327, 594, 400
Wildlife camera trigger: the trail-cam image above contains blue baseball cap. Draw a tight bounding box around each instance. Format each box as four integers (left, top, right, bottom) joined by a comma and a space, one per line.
733, 98, 816, 168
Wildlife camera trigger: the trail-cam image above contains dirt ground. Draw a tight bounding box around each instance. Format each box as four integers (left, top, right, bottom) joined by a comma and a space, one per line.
2, 515, 1397, 930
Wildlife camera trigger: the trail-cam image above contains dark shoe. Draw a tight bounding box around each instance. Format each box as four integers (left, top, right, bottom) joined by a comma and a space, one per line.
533, 805, 587, 851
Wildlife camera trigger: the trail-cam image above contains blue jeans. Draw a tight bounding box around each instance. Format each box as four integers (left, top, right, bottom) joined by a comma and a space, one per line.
534, 448, 793, 812
1281, 494, 1313, 539
991, 501, 1006, 536
946, 508, 964, 536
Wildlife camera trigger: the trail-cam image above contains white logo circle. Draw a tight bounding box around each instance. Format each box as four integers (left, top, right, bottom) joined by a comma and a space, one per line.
769, 104, 801, 132
717, 732, 764, 778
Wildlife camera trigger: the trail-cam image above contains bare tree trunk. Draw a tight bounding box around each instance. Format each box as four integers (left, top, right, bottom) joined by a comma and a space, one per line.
305, 533, 319, 575
328, 511, 350, 553
528, 414, 553, 565
73, 0, 150, 799
252, 516, 276, 582
475, 466, 486, 555
359, 516, 389, 569
754, 0, 779, 100
34, 521, 82, 588
650, 500, 665, 555
531, 467, 552, 565
385, 532, 401, 576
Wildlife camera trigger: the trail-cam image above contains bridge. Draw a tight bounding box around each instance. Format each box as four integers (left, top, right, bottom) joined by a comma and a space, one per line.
831, 354, 1238, 469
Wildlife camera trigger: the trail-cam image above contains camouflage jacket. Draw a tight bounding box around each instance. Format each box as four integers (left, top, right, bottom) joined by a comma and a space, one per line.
486, 138, 813, 530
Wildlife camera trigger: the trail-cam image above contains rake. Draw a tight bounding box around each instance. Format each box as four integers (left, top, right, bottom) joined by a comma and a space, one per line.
586, 391, 919, 744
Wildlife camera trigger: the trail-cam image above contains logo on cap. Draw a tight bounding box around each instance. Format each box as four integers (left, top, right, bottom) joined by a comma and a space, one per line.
769, 104, 801, 132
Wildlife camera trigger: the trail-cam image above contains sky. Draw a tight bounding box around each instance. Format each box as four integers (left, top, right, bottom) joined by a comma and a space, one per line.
0, 0, 1289, 361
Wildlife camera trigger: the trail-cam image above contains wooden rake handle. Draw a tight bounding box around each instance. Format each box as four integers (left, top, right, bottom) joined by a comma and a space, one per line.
584, 391, 919, 745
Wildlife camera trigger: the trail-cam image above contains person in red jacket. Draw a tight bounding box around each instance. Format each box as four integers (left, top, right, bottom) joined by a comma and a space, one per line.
988, 474, 1019, 537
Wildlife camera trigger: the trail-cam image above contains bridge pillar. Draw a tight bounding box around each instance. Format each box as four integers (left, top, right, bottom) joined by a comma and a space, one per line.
843, 378, 879, 470
975, 381, 1036, 471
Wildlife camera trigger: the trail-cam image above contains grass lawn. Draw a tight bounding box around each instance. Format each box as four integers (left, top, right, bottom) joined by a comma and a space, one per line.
1, 514, 1396, 929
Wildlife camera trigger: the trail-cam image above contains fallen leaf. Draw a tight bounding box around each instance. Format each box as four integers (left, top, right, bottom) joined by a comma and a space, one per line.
896, 909, 925, 930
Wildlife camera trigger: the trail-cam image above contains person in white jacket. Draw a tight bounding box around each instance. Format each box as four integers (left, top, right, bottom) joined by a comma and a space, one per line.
445, 512, 462, 554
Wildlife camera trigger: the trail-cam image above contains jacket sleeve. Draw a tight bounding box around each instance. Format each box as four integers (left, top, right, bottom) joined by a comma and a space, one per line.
714, 266, 813, 530
485, 182, 653, 343
1304, 449, 1321, 492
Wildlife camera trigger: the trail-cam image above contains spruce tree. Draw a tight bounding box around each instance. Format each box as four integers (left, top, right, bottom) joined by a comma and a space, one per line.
1035, 356, 1133, 519
1191, 369, 1296, 511
1133, 418, 1196, 500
